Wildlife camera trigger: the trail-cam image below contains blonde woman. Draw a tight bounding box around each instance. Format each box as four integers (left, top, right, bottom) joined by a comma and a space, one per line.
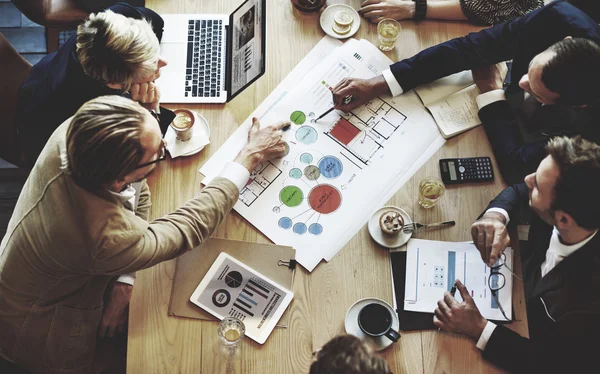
16, 3, 172, 165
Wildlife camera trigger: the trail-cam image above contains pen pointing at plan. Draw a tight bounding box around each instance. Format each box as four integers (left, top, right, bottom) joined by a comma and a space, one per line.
438, 281, 458, 332
315, 94, 355, 121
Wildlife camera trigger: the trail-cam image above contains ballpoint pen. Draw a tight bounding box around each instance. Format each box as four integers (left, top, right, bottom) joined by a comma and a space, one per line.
315, 94, 355, 121
438, 281, 457, 332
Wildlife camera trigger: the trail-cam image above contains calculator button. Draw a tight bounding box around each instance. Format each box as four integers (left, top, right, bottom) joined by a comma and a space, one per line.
459, 166, 466, 173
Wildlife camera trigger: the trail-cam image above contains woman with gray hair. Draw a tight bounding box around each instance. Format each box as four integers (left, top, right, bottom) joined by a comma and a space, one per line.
16, 2, 172, 166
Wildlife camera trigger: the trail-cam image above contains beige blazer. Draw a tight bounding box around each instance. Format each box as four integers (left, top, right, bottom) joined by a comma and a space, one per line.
0, 119, 238, 373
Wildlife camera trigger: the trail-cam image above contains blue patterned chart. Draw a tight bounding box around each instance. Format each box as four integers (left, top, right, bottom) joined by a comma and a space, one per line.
318, 156, 343, 179
293, 222, 307, 235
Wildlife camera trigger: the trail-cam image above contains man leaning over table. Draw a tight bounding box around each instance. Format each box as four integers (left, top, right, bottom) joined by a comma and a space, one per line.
331, 0, 600, 184
432, 136, 600, 374
0, 95, 289, 374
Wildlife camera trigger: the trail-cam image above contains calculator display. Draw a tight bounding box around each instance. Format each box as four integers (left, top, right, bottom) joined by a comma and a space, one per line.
448, 161, 457, 180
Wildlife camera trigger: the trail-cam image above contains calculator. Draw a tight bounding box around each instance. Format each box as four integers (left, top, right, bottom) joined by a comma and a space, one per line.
439, 157, 494, 184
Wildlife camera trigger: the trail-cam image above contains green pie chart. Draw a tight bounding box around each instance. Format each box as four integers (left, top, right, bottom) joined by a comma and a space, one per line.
290, 111, 306, 125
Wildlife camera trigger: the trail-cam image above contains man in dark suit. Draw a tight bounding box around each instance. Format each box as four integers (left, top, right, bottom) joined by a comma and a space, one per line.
432, 136, 600, 373
331, 0, 600, 183
16, 2, 175, 165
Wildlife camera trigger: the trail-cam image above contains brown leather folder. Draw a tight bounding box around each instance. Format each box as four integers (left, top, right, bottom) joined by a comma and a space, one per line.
168, 237, 295, 327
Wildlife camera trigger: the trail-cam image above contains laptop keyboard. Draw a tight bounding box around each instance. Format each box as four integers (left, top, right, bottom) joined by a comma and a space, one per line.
185, 19, 223, 98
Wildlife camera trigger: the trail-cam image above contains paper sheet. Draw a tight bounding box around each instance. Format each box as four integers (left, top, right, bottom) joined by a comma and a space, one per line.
404, 239, 513, 322
414, 71, 475, 106
201, 37, 445, 271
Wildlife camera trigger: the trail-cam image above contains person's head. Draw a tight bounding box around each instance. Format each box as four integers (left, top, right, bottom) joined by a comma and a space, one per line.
76, 10, 168, 91
66, 95, 166, 192
524, 136, 600, 230
309, 335, 391, 374
519, 38, 600, 106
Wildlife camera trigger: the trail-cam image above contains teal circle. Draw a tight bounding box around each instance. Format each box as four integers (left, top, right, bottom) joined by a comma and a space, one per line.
289, 168, 302, 179
295, 126, 318, 145
300, 153, 313, 164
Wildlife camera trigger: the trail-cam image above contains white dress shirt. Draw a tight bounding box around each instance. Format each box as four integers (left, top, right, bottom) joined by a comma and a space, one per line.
475, 208, 598, 350
108, 161, 250, 286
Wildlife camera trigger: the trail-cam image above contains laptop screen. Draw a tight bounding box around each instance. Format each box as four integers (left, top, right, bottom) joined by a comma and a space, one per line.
228, 0, 266, 99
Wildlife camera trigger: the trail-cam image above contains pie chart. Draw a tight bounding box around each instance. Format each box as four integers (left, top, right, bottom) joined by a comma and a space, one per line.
225, 271, 243, 288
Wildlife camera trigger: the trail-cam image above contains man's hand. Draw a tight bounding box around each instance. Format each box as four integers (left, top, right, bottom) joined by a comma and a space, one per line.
331, 76, 390, 112
234, 117, 289, 172
471, 63, 507, 94
359, 0, 415, 23
471, 211, 509, 266
433, 280, 488, 340
99, 282, 132, 338
130, 82, 161, 112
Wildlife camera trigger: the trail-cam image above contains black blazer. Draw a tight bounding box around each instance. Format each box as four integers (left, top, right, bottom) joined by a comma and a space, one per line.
483, 183, 600, 373
16, 3, 174, 165
390, 0, 600, 184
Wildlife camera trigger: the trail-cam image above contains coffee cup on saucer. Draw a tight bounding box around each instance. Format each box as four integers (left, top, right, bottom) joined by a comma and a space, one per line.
171, 109, 195, 141
358, 303, 401, 342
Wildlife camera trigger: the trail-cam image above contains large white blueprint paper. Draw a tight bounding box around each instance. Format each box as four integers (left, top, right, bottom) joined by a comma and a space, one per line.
201, 38, 444, 271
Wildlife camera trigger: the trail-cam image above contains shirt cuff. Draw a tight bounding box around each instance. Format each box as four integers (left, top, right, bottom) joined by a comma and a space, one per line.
382, 69, 404, 97
218, 161, 250, 192
116, 274, 135, 286
476, 89, 507, 109
476, 321, 497, 351
486, 208, 510, 225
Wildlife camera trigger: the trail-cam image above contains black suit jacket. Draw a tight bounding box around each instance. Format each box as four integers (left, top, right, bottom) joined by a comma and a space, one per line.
16, 3, 174, 165
390, 0, 600, 184
483, 183, 600, 373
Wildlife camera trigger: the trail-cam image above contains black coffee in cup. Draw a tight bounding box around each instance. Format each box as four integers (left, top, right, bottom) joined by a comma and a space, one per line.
358, 302, 400, 342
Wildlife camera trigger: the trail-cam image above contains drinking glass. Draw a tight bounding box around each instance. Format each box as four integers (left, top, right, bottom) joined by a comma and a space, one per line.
217, 317, 245, 348
377, 18, 401, 51
418, 176, 445, 208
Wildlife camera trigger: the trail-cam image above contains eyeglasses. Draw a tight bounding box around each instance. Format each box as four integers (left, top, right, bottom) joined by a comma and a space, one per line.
134, 110, 167, 170
488, 252, 522, 321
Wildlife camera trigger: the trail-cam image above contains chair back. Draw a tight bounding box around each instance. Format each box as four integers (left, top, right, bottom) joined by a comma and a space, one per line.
0, 32, 32, 167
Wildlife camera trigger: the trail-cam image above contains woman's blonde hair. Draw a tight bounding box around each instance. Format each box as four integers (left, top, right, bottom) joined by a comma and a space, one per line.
66, 95, 147, 189
76, 10, 159, 91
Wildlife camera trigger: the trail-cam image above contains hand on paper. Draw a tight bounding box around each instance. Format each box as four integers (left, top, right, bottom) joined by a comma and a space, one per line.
331, 76, 389, 112
433, 280, 488, 340
234, 117, 290, 172
130, 81, 161, 112
359, 0, 415, 23
471, 211, 510, 267
472, 63, 507, 94
99, 282, 132, 338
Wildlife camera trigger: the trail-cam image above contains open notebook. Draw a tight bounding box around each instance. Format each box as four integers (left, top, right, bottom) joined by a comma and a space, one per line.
414, 71, 482, 139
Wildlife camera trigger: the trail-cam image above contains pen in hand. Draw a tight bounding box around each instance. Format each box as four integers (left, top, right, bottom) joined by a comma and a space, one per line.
438, 281, 458, 333
315, 94, 355, 121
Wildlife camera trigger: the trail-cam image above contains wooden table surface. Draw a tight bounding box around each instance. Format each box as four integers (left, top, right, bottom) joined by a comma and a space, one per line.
128, 1, 529, 373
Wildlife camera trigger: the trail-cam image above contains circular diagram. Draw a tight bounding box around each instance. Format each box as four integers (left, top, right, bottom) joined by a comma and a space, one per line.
308, 184, 342, 214
293, 222, 307, 235
296, 126, 318, 145
212, 289, 231, 308
289, 168, 303, 179
280, 186, 304, 207
304, 165, 321, 180
309, 223, 323, 235
273, 206, 280, 213
300, 153, 313, 164
279, 217, 293, 229
225, 271, 243, 288
290, 111, 306, 125
318, 156, 343, 179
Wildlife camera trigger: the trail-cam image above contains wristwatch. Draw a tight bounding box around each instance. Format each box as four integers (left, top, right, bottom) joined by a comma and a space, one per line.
413, 0, 427, 21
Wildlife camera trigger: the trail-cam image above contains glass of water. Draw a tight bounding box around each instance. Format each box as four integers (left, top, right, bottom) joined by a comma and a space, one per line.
217, 317, 245, 347
377, 18, 401, 51
418, 176, 446, 209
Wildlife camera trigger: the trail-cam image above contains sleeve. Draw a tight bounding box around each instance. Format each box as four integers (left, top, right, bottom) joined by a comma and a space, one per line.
92, 177, 239, 275
388, 3, 556, 91
482, 313, 600, 374
134, 179, 152, 221
484, 182, 530, 223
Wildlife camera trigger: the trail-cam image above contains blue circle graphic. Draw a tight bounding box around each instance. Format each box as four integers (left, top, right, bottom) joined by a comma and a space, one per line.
289, 168, 302, 179
309, 223, 323, 235
300, 153, 313, 164
318, 156, 343, 179
278, 217, 293, 229
295, 126, 318, 145
293, 222, 307, 235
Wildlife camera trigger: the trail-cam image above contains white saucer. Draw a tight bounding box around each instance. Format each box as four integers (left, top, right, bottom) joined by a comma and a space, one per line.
344, 298, 400, 351
320, 4, 361, 40
165, 111, 211, 158
368, 206, 412, 249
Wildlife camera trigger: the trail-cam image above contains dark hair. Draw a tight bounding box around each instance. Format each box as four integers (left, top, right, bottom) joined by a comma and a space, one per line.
309, 335, 391, 374
546, 136, 600, 229
541, 38, 600, 106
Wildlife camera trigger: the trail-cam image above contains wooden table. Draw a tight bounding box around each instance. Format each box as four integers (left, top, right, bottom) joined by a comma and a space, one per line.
128, 1, 529, 372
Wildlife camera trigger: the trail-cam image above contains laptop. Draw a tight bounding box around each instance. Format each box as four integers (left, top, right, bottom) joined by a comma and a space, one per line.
157, 0, 266, 103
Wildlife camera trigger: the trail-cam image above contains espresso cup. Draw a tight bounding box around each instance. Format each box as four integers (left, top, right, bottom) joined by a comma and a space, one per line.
357, 302, 401, 342
171, 109, 195, 141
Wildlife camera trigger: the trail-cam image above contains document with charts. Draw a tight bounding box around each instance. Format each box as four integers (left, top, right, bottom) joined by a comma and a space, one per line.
414, 71, 481, 139
201, 37, 445, 271
404, 239, 513, 321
